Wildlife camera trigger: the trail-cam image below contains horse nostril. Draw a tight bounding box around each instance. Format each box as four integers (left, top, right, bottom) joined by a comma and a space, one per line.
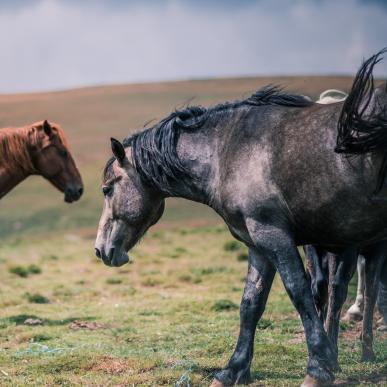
95, 248, 101, 259
78, 187, 84, 196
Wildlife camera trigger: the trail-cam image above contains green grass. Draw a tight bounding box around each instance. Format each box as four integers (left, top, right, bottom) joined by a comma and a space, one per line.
223, 240, 243, 252
9, 264, 42, 278
24, 293, 51, 304
8, 265, 29, 278
105, 277, 122, 285
0, 226, 385, 386
211, 299, 239, 312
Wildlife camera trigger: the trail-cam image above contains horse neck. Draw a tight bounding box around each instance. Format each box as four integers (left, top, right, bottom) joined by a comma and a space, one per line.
0, 168, 30, 198
162, 128, 220, 207
0, 126, 37, 198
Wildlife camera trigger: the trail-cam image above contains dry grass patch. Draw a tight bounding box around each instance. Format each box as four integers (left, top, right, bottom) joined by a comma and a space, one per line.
83, 356, 157, 375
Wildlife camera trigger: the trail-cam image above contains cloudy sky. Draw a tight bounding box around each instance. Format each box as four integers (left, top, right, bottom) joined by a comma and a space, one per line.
0, 0, 386, 93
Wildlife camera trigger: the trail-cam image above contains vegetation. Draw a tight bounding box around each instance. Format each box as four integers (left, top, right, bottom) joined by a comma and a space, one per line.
24, 293, 50, 304
223, 240, 242, 252
0, 226, 385, 386
9, 264, 42, 278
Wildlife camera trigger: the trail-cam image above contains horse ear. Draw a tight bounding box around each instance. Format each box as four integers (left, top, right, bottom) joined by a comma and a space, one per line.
43, 120, 52, 136
111, 138, 126, 165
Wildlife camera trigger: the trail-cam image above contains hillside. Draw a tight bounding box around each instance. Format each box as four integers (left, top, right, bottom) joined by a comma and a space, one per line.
0, 76, 355, 238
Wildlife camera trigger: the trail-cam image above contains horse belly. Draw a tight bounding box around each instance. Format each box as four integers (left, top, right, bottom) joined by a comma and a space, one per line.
292, 195, 387, 247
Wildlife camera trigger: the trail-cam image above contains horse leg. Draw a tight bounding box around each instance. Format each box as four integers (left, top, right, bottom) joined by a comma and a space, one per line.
344, 255, 365, 321
246, 223, 337, 387
303, 245, 328, 322
323, 253, 337, 353
212, 247, 275, 386
360, 242, 386, 362
324, 248, 357, 354
377, 256, 387, 328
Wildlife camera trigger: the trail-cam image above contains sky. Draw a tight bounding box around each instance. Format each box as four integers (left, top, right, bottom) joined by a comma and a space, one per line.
0, 0, 386, 93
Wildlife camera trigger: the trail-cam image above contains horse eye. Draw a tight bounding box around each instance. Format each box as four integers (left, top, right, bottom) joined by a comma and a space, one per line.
60, 149, 68, 157
102, 186, 112, 196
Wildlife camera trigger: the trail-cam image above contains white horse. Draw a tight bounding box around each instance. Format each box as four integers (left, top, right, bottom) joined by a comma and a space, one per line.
345, 256, 387, 330
315, 89, 348, 104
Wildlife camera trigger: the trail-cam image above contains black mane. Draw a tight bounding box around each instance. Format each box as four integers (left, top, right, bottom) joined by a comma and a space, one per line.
335, 48, 387, 193
105, 85, 313, 194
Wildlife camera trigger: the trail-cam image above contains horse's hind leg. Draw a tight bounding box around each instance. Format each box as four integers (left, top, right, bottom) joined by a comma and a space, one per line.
360, 242, 386, 362
377, 256, 387, 328
212, 247, 275, 386
324, 248, 357, 353
344, 256, 366, 321
303, 245, 328, 322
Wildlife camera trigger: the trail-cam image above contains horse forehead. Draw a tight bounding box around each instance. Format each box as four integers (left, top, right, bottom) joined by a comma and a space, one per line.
103, 162, 117, 182
125, 146, 132, 159
109, 162, 128, 182
112, 162, 122, 175
52, 125, 68, 140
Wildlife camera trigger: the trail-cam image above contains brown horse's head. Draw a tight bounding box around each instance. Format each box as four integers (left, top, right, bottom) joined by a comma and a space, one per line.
30, 120, 84, 203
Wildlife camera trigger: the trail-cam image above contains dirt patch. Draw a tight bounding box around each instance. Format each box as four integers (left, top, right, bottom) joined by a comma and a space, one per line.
83, 356, 155, 375
87, 358, 132, 375
335, 373, 387, 386
68, 320, 107, 330
340, 321, 362, 341
288, 313, 387, 344
23, 318, 43, 326
288, 331, 305, 345
340, 312, 387, 342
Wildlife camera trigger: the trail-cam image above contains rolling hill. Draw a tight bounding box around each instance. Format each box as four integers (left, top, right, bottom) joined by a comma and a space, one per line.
0, 76, 355, 238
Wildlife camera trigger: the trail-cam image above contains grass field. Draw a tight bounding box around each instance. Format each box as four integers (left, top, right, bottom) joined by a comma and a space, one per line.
0, 77, 386, 386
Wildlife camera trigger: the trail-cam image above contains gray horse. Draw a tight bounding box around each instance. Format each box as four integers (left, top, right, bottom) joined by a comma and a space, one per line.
95, 50, 387, 387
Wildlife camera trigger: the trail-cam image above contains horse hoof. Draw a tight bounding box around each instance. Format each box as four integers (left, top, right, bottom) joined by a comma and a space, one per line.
342, 311, 362, 322
301, 375, 332, 387
210, 379, 225, 387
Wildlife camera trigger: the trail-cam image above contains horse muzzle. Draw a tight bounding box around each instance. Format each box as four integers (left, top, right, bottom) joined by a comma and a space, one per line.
95, 246, 129, 267
64, 186, 84, 203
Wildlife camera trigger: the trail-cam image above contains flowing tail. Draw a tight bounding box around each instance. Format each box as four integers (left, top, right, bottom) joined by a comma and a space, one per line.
335, 48, 387, 193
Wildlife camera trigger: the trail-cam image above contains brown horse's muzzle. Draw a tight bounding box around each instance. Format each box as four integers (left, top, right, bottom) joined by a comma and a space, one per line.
64, 185, 84, 203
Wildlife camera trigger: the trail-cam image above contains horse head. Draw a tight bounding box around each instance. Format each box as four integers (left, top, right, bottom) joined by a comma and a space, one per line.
95, 138, 165, 267
30, 120, 83, 203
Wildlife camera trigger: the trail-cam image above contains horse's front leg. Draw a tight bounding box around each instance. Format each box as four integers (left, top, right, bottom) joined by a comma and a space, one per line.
246, 222, 337, 387
212, 247, 276, 386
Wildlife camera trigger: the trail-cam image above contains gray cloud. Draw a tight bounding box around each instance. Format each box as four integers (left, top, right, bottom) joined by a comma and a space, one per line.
0, 0, 386, 93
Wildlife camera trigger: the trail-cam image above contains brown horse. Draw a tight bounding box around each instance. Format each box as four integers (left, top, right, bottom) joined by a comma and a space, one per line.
0, 120, 83, 202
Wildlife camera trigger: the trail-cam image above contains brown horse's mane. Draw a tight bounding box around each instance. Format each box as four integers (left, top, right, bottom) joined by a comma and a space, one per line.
0, 121, 69, 173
